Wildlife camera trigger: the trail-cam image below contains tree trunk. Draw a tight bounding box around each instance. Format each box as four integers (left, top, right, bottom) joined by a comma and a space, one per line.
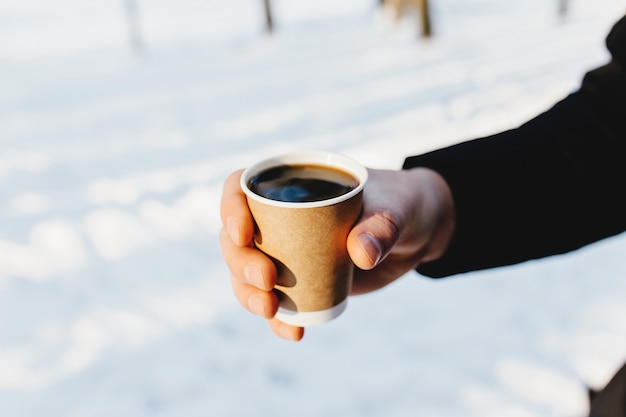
263, 0, 273, 33
124, 0, 142, 54
419, 0, 432, 38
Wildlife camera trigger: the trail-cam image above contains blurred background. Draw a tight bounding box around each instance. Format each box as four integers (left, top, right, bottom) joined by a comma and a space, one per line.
1, 0, 626, 416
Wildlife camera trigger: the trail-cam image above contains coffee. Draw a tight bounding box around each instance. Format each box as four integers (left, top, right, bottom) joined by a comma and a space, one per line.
248, 164, 358, 203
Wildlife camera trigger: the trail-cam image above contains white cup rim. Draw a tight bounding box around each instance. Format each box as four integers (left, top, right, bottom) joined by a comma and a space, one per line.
240, 151, 368, 209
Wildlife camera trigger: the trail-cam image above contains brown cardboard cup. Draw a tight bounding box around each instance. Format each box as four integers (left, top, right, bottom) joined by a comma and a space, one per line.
240, 151, 367, 327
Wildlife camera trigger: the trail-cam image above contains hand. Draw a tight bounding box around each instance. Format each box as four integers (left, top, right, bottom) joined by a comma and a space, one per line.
219, 167, 455, 341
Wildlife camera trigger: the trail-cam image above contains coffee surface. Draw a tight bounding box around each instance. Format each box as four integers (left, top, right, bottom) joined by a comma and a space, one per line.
249, 164, 358, 202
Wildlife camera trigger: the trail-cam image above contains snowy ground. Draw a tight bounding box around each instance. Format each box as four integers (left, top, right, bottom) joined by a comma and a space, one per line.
1, 0, 626, 416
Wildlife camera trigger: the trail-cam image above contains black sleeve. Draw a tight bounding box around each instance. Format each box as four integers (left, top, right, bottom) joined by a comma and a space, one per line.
403, 15, 626, 278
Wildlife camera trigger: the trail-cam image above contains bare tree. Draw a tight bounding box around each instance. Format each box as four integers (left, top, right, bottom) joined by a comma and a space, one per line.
381, 0, 432, 38
263, 0, 273, 33
419, 0, 431, 38
558, 0, 569, 17
124, 0, 142, 54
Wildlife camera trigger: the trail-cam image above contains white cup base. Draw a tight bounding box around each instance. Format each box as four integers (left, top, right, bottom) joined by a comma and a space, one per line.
274, 298, 348, 327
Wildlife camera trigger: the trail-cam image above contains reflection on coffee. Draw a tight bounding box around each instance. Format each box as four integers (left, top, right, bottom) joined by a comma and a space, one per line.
248, 164, 358, 202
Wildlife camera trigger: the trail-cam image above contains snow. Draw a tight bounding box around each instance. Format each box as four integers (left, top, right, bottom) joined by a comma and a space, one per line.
1, 0, 626, 416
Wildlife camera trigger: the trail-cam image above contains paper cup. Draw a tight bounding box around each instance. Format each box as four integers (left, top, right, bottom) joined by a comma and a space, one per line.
241, 151, 368, 327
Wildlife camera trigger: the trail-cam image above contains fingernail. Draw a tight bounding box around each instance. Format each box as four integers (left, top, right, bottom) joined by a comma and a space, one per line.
358, 233, 383, 266
248, 293, 268, 317
226, 216, 240, 245
244, 264, 266, 290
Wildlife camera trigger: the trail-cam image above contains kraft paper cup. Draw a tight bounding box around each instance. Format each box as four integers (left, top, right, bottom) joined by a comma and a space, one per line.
240, 151, 368, 327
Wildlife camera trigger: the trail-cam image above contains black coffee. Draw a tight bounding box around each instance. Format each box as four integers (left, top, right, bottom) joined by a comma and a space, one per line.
248, 164, 358, 202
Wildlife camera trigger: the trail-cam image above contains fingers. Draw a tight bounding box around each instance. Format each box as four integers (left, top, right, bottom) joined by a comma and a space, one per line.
346, 169, 405, 271
220, 169, 255, 247
219, 227, 277, 290
219, 169, 278, 291
268, 319, 305, 342
223, 227, 303, 341
220, 208, 279, 323
230, 276, 279, 318
347, 210, 401, 271
220, 169, 305, 342
231, 278, 304, 341
230, 273, 304, 341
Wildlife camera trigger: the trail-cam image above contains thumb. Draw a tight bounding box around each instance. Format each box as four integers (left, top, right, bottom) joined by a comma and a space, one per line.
347, 210, 401, 270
